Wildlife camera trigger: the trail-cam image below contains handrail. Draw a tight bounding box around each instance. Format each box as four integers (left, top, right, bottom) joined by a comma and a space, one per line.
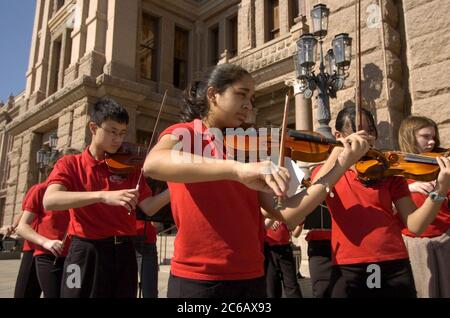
157, 224, 177, 236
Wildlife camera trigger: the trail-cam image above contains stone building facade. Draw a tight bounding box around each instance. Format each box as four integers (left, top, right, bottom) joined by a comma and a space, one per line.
0, 0, 449, 226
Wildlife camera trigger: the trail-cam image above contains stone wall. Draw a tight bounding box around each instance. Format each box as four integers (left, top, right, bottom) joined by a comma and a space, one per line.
403, 0, 450, 147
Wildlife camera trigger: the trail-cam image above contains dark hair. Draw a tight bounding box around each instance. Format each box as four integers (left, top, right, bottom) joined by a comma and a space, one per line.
180, 64, 251, 122
90, 98, 129, 126
335, 106, 378, 138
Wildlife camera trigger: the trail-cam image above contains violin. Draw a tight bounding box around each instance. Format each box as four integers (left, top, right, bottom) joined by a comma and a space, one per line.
105, 142, 147, 175
355, 148, 449, 182
225, 128, 448, 183
286, 131, 448, 183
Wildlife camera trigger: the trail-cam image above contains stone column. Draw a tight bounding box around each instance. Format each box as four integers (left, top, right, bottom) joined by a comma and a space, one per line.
279, 0, 290, 34
65, 0, 89, 82
254, 0, 266, 47
28, 0, 52, 107
45, 40, 57, 96
80, 0, 108, 77
237, 0, 255, 53
104, 0, 139, 81
294, 92, 313, 131
25, 0, 43, 103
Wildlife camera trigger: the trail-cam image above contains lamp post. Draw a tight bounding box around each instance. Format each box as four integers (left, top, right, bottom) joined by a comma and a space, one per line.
294, 4, 352, 139
36, 133, 58, 182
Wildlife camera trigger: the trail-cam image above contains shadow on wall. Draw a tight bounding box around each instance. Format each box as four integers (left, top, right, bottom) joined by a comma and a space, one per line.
342, 63, 394, 148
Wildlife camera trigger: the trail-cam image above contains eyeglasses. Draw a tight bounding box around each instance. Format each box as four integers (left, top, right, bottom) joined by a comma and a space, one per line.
99, 126, 128, 139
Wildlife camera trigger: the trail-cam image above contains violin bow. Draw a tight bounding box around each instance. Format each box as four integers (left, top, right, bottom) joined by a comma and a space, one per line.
133, 90, 168, 199
53, 231, 68, 265
274, 88, 292, 210
355, 0, 363, 131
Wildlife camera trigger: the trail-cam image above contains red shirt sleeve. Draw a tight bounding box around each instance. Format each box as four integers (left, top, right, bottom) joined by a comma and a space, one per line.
22, 184, 44, 217
390, 176, 411, 202
46, 156, 75, 190
159, 122, 194, 141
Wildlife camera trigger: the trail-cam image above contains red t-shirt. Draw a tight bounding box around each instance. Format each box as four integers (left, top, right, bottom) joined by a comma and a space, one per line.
21, 185, 40, 252
159, 119, 265, 280
21, 182, 71, 257
136, 220, 157, 244
305, 229, 331, 241
265, 223, 291, 246
312, 166, 411, 265
402, 181, 450, 237
46, 147, 152, 239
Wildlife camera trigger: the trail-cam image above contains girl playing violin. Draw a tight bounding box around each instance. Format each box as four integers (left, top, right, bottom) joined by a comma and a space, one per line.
143, 63, 371, 298
398, 116, 450, 298
312, 107, 450, 298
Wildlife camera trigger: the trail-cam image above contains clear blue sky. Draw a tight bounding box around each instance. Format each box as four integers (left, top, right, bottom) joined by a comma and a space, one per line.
0, 1, 36, 103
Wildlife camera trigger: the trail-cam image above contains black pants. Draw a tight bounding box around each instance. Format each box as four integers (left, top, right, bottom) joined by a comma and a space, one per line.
14, 250, 42, 298
307, 240, 333, 298
329, 258, 417, 298
264, 243, 302, 298
167, 274, 266, 298
135, 242, 158, 298
60, 236, 138, 298
35, 254, 65, 298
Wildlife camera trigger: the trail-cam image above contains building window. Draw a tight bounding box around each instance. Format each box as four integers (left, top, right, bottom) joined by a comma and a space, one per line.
53, 0, 65, 16
140, 13, 159, 81
48, 37, 62, 95
136, 130, 154, 147
268, 0, 280, 40
63, 29, 72, 72
1, 136, 13, 190
56, 0, 65, 10
228, 15, 238, 57
290, 0, 300, 27
173, 27, 189, 89
209, 25, 219, 66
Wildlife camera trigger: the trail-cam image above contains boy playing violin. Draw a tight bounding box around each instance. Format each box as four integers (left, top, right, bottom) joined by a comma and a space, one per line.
43, 98, 170, 298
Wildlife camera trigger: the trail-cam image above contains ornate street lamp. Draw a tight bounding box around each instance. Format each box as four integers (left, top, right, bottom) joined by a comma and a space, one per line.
294, 4, 352, 139
49, 133, 58, 149
36, 148, 47, 169
310, 4, 329, 38
36, 133, 58, 181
